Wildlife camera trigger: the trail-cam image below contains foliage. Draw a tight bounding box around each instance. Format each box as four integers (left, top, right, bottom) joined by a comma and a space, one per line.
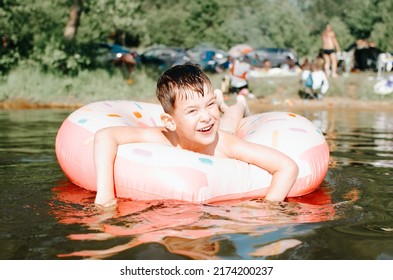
0, 0, 392, 76
369, 0, 393, 51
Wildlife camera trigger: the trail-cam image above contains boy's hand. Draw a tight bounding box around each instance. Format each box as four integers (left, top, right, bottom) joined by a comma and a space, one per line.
94, 198, 118, 208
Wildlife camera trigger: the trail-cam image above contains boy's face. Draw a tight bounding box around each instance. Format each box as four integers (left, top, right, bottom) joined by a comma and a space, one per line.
170, 85, 221, 150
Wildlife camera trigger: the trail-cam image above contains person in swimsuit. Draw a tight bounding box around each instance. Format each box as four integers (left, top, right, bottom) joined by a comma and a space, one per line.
321, 24, 341, 78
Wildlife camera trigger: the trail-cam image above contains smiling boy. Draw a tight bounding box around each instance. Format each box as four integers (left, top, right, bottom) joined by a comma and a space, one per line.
94, 63, 298, 206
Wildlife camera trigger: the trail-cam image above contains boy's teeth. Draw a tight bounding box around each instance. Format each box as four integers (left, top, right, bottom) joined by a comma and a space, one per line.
199, 125, 212, 132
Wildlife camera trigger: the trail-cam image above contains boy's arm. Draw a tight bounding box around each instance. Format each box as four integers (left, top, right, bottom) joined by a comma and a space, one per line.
94, 126, 166, 206
226, 136, 299, 202
94, 127, 117, 206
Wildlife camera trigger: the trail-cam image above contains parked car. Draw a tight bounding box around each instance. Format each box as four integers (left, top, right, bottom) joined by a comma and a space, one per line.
187, 46, 229, 73
139, 45, 191, 71
243, 47, 298, 68
95, 43, 139, 65
95, 43, 139, 81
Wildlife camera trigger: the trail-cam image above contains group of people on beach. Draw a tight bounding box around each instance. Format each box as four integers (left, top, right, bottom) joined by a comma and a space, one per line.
225, 24, 341, 101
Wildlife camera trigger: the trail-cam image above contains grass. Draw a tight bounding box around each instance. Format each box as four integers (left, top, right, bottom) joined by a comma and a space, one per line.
0, 65, 392, 109
0, 65, 158, 107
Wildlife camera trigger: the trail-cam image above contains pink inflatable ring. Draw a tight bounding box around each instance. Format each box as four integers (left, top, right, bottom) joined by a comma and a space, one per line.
55, 100, 329, 203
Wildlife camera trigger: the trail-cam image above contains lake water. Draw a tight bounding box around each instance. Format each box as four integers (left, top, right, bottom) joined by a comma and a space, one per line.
0, 107, 392, 260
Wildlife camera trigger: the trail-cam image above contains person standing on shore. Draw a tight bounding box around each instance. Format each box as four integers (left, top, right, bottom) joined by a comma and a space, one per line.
321, 24, 341, 78
229, 56, 252, 95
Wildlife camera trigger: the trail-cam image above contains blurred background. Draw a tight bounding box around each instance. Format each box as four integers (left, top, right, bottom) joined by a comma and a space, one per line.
0, 0, 392, 104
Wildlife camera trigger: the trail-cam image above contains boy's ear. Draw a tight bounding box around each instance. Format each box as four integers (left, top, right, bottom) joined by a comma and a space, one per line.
160, 113, 176, 131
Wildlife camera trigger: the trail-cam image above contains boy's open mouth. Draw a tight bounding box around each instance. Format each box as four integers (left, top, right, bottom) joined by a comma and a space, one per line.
197, 124, 214, 132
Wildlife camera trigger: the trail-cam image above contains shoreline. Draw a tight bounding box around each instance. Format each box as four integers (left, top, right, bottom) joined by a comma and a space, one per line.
1, 71, 392, 111
1, 95, 392, 112
248, 96, 393, 112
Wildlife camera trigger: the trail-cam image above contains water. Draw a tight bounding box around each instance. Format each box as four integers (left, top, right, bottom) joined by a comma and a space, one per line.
0, 107, 392, 260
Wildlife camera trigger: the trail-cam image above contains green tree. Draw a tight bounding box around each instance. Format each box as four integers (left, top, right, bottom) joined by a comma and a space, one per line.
369, 0, 393, 51
343, 0, 379, 39
184, 0, 227, 48
0, 0, 70, 73
1, 0, 391, 76
64, 0, 83, 40
142, 0, 190, 47
78, 0, 144, 45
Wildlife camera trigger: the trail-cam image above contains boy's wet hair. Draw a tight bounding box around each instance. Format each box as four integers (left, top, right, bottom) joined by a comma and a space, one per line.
156, 63, 213, 114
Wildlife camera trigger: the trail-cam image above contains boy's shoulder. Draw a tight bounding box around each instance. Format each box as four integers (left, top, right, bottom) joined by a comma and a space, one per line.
136, 125, 173, 145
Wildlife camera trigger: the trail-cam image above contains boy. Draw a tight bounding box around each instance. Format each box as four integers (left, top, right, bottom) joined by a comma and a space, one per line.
94, 63, 298, 206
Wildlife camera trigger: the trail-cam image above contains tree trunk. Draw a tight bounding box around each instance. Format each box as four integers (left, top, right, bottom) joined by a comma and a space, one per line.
64, 0, 83, 40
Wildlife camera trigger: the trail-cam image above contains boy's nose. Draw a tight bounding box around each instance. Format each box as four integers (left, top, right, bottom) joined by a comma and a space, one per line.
199, 108, 212, 121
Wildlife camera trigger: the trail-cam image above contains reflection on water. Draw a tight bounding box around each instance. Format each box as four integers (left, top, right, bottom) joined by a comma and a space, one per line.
50, 181, 347, 260
0, 108, 392, 260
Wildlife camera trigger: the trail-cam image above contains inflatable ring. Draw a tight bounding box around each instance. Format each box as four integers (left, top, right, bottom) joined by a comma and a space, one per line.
55, 100, 329, 203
